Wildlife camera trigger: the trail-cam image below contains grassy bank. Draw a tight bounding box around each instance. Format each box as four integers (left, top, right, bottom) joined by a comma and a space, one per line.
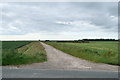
2, 41, 47, 66
45, 41, 118, 65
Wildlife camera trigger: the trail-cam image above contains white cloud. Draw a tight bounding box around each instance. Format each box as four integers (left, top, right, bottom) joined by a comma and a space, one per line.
56, 21, 73, 25
0, 3, 9, 8
8, 23, 17, 30
14, 20, 23, 24
110, 16, 118, 21
0, 27, 3, 31
4, 12, 16, 17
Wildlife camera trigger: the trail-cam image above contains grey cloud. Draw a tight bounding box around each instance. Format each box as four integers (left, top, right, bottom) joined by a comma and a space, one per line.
1, 2, 118, 35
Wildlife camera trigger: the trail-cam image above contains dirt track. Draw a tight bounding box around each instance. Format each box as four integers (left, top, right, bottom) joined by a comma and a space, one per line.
3, 42, 118, 71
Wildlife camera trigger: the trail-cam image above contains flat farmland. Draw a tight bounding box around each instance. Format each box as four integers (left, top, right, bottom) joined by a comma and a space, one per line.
2, 41, 47, 66
2, 41, 32, 49
45, 41, 118, 65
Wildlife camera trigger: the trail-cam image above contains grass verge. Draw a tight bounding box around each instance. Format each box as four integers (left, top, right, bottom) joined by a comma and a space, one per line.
45, 41, 118, 65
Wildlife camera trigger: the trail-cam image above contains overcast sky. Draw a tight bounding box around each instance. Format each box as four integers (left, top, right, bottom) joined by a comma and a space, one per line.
0, 2, 118, 40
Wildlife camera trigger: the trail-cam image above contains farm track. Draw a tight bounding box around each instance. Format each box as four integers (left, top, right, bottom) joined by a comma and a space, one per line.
3, 42, 118, 71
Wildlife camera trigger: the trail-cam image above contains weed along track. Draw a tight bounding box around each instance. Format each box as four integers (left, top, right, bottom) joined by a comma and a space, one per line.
18, 42, 33, 54
16, 42, 118, 71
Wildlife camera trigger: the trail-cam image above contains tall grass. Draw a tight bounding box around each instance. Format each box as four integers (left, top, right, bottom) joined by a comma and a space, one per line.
2, 41, 47, 66
2, 49, 47, 66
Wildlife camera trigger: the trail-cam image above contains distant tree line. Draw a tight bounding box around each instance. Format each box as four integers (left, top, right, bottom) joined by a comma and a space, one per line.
41, 39, 118, 43
81, 39, 118, 41
56, 41, 89, 43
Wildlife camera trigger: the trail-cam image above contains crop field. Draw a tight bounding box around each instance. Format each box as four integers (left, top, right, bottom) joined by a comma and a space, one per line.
2, 41, 47, 66
45, 41, 119, 65
2, 41, 32, 49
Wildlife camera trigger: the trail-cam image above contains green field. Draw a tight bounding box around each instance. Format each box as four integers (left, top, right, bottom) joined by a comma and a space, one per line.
2, 41, 32, 49
2, 41, 47, 66
45, 41, 118, 65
